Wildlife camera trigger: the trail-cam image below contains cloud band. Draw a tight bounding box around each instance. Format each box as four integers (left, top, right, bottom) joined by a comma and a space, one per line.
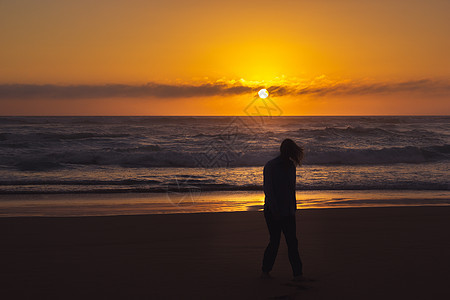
0, 79, 448, 100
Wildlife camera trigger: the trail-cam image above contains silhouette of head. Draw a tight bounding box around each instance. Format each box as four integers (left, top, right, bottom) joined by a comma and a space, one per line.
280, 139, 304, 166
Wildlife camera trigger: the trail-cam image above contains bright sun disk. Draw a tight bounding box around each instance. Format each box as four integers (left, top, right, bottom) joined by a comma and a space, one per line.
258, 89, 269, 99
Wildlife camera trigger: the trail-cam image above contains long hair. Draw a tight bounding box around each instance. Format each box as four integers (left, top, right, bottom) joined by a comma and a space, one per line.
280, 139, 304, 166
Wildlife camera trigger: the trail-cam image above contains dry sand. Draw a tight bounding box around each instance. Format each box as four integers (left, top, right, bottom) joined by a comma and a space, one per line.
1, 206, 449, 299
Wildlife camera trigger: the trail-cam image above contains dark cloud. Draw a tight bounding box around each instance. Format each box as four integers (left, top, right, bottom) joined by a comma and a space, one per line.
0, 83, 257, 99
268, 79, 450, 97
0, 79, 448, 100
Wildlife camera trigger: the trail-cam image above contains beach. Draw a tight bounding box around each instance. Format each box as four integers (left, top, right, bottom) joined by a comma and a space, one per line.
1, 206, 449, 299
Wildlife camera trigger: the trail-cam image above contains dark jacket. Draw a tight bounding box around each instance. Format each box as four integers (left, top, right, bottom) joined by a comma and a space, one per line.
263, 155, 297, 216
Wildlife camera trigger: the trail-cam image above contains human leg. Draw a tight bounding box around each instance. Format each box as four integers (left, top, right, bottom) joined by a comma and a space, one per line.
262, 209, 282, 273
281, 215, 303, 277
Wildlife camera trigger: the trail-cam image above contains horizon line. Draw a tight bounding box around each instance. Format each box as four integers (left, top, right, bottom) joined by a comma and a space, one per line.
1, 115, 449, 117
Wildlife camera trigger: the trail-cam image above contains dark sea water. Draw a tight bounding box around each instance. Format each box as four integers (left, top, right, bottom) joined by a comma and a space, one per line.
0, 116, 449, 215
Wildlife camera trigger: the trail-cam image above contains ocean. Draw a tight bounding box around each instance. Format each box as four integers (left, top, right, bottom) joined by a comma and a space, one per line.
0, 116, 449, 216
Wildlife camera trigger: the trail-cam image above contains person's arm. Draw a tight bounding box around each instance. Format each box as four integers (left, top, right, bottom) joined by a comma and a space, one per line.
289, 163, 297, 214
264, 165, 280, 219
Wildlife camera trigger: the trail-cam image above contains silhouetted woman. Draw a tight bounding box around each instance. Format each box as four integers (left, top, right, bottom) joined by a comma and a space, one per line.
261, 138, 304, 281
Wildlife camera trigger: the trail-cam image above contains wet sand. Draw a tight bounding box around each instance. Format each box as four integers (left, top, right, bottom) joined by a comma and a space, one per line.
1, 206, 449, 299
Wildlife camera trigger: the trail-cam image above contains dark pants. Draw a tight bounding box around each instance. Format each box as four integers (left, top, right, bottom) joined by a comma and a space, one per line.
262, 209, 303, 276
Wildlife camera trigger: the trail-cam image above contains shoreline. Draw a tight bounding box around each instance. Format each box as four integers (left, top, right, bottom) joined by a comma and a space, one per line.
2, 204, 450, 219
1, 206, 449, 299
1, 190, 449, 218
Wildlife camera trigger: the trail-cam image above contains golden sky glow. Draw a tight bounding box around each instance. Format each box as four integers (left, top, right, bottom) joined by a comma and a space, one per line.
0, 0, 449, 115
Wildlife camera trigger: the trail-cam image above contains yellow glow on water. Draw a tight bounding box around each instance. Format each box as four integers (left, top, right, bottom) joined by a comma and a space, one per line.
1, 191, 449, 217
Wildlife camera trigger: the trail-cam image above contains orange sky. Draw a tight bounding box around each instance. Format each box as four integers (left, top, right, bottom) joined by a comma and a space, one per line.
0, 0, 449, 115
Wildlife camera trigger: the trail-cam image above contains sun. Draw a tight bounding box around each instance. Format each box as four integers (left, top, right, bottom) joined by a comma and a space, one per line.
258, 89, 269, 99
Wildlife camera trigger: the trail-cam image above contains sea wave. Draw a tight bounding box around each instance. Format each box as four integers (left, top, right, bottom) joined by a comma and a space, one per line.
1, 116, 448, 196
0, 132, 131, 142
293, 126, 449, 141
4, 144, 448, 171
303, 144, 450, 165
